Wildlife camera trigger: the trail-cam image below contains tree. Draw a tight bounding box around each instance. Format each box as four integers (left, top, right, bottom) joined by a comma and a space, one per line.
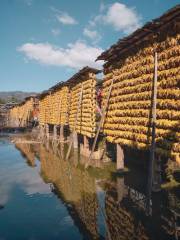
10, 96, 19, 103
0, 98, 5, 104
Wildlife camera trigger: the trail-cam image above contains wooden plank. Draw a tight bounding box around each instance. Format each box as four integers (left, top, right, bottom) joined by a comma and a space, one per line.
85, 78, 114, 168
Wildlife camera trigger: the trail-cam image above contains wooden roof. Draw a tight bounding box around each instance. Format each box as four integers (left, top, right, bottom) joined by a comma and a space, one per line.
10, 95, 38, 107
37, 90, 50, 99
96, 4, 180, 63
24, 95, 38, 101
66, 66, 101, 85
38, 66, 101, 99
50, 66, 101, 90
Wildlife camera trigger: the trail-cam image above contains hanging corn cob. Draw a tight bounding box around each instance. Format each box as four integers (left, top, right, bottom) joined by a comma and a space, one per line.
39, 96, 46, 125
39, 85, 69, 126
52, 86, 69, 125
68, 67, 101, 138
97, 5, 180, 163
9, 97, 37, 127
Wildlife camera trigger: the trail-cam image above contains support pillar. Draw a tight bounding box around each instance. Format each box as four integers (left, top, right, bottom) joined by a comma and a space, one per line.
83, 135, 89, 153
39, 125, 44, 139
84, 135, 88, 148
116, 144, 124, 171
73, 132, 78, 149
45, 138, 49, 150
152, 155, 161, 192
53, 125, 57, 141
46, 124, 49, 139
60, 142, 65, 159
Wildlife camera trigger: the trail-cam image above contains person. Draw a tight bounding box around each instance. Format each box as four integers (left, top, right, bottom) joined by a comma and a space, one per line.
32, 107, 39, 127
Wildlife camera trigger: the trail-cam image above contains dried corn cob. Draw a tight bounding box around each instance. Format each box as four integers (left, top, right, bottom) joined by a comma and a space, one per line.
102, 32, 180, 163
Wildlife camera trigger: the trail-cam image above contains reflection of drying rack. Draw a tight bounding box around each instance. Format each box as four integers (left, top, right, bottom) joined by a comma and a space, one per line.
126, 186, 152, 216
161, 207, 180, 240
172, 210, 180, 240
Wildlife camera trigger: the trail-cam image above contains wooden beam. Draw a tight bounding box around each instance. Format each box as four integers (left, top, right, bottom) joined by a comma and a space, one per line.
148, 51, 159, 195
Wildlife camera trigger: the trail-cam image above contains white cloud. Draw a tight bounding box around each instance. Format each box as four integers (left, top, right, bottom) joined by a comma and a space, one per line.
89, 15, 102, 27
56, 12, 78, 25
0, 184, 11, 206
104, 2, 141, 34
88, 2, 141, 34
15, 171, 51, 195
83, 28, 101, 43
51, 28, 61, 36
17, 41, 103, 69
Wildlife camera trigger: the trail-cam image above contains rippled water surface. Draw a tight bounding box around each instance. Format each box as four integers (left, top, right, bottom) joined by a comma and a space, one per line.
0, 135, 179, 240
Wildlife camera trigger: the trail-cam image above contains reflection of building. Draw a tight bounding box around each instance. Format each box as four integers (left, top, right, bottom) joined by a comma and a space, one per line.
39, 145, 99, 239
161, 191, 180, 240
105, 187, 149, 240
105, 177, 180, 240
14, 137, 180, 240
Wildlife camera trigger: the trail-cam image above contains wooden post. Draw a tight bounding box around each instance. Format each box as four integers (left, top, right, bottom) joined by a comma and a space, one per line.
153, 155, 162, 192
81, 135, 89, 157
39, 125, 43, 139
84, 135, 89, 151
46, 124, 49, 139
53, 125, 57, 140
60, 142, 64, 159
85, 79, 114, 168
148, 52, 161, 193
73, 132, 78, 149
45, 137, 49, 150
116, 144, 124, 171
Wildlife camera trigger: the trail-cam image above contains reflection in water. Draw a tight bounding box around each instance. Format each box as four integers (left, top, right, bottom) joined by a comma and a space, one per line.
5, 137, 180, 239
15, 142, 36, 167
39, 144, 100, 239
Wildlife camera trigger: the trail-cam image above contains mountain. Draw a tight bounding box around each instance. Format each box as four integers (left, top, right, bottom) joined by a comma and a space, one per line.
0, 91, 38, 103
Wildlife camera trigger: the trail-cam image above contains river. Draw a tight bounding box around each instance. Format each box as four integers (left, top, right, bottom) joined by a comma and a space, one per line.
0, 134, 179, 240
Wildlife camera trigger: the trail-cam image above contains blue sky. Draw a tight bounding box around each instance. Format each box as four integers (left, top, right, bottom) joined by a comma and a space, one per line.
0, 0, 179, 92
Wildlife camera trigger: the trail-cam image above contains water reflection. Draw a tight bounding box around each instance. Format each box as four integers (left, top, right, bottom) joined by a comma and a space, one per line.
39, 144, 100, 239
12, 137, 180, 239
15, 142, 36, 167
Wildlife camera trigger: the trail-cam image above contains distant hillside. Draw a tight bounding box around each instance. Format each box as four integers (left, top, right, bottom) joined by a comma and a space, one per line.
0, 91, 38, 103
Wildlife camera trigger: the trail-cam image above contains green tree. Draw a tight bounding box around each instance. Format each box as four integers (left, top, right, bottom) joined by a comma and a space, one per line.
0, 98, 5, 104
10, 96, 19, 103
